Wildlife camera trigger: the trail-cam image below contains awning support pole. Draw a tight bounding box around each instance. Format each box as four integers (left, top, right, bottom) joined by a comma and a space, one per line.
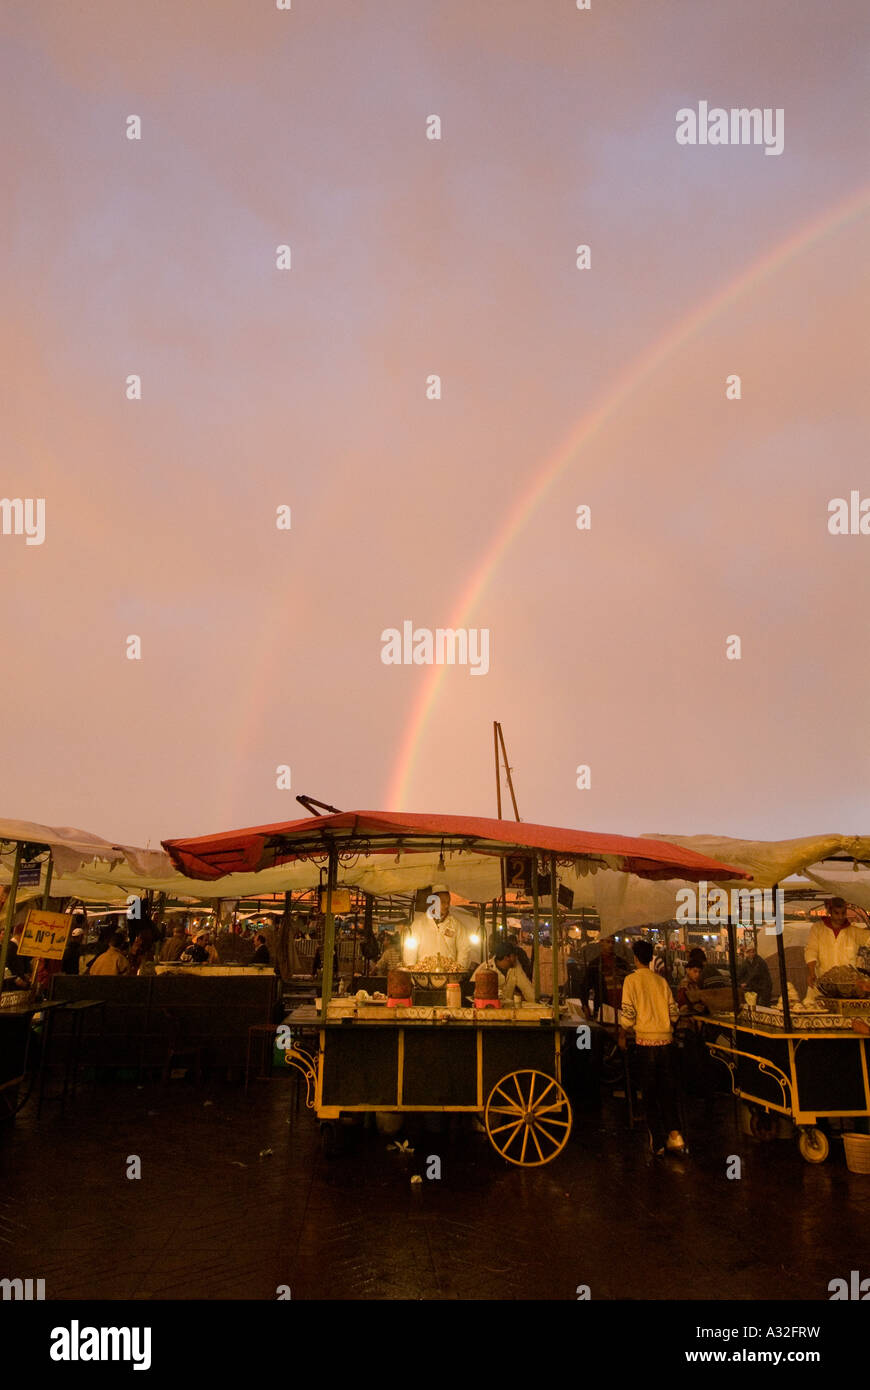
549, 853, 560, 1025
0, 843, 24, 993
494, 723, 508, 930
532, 856, 541, 1001
321, 844, 338, 1010
41, 851, 54, 910
726, 912, 740, 1020
772, 881, 791, 1031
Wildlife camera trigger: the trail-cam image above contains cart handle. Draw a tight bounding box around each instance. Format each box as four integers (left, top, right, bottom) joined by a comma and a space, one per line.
284, 1045, 318, 1109
706, 1040, 793, 1110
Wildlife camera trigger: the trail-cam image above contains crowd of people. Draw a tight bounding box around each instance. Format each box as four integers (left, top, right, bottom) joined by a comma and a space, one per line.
1, 916, 261, 991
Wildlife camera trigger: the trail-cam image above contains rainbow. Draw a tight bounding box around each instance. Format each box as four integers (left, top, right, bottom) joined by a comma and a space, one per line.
386, 186, 870, 809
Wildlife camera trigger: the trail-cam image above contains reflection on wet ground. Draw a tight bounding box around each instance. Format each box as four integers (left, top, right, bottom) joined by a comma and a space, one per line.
1, 1078, 868, 1300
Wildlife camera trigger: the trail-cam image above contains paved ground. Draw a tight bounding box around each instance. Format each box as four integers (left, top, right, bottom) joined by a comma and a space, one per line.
2, 1075, 868, 1301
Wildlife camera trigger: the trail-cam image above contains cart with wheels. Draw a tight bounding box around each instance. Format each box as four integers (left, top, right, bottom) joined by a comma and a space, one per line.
705, 1015, 870, 1163
164, 806, 748, 1167
284, 1005, 573, 1166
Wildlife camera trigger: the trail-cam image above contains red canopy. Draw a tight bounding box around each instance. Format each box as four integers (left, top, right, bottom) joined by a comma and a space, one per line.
163, 810, 750, 884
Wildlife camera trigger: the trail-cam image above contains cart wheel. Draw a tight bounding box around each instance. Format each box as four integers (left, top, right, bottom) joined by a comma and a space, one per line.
798, 1127, 829, 1164
485, 1070, 573, 1167
749, 1108, 777, 1142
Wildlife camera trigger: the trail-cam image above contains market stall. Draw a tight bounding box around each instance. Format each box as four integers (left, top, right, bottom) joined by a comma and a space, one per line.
164, 809, 747, 1165
704, 1011, 870, 1163
548, 830, 870, 1163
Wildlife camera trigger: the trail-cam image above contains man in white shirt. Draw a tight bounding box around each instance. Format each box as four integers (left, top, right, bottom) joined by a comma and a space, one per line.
471, 942, 536, 1003
805, 899, 870, 989
409, 886, 473, 969
618, 938, 685, 1156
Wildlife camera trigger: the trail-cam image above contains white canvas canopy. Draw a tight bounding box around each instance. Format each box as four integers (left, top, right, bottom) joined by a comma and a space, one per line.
564, 833, 870, 934
4, 821, 870, 928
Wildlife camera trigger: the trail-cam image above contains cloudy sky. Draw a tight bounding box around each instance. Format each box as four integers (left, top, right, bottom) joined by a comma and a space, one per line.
3, 0, 868, 848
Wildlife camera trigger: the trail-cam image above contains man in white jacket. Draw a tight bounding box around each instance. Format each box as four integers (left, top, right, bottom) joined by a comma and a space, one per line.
805, 898, 869, 989
619, 938, 686, 1156
408, 886, 472, 969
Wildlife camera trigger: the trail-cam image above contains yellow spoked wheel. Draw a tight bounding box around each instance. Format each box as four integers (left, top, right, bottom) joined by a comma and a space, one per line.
485, 1070, 573, 1167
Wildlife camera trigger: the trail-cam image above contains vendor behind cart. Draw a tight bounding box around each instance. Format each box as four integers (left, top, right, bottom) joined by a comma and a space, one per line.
409, 885, 473, 969
805, 898, 870, 990
471, 942, 536, 1003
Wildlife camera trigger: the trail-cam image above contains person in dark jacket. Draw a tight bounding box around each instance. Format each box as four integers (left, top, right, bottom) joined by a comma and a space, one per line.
251, 932, 270, 965
737, 938, 773, 1005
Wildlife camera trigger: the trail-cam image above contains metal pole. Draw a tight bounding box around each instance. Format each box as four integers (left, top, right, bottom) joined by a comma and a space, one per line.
532, 856, 541, 1001
771, 881, 791, 1032
494, 724, 509, 930
351, 894, 358, 983
726, 913, 740, 1020
321, 844, 338, 1010
41, 851, 54, 910
549, 853, 560, 1025
0, 843, 24, 993
493, 722, 503, 819
497, 723, 521, 820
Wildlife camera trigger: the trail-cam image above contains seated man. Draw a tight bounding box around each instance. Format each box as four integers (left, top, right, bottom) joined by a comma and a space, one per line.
160, 924, 187, 962
737, 938, 773, 1005
251, 932, 271, 965
503, 934, 533, 981
375, 931, 403, 973
677, 955, 713, 1016
472, 942, 536, 1004
89, 931, 130, 976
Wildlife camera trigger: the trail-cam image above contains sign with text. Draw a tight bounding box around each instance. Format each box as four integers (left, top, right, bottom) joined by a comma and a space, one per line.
319, 887, 351, 914
21, 909, 72, 959
505, 856, 533, 894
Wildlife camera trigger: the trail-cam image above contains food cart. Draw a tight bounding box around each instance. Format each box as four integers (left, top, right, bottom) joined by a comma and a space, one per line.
705, 1011, 870, 1163
164, 810, 747, 1166
689, 880, 870, 1162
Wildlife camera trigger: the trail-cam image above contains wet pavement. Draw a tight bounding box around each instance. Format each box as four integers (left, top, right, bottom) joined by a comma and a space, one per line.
2, 1075, 869, 1301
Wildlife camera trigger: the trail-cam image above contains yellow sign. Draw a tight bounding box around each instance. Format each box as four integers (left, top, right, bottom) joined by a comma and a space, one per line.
319, 887, 351, 914
21, 909, 73, 960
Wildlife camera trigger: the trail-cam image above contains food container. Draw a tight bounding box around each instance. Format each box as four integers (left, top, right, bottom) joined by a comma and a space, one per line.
387, 968, 413, 1007
474, 969, 499, 1004
445, 982, 461, 1008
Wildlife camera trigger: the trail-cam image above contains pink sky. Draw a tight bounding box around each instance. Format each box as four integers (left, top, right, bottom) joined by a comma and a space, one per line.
2, 0, 868, 848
